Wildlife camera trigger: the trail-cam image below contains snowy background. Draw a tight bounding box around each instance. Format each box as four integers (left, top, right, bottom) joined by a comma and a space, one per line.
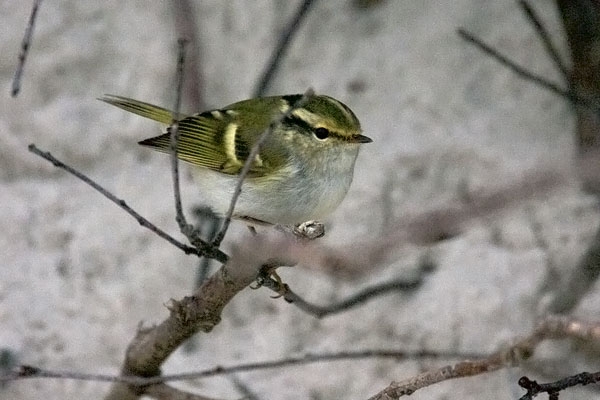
1, 1, 599, 399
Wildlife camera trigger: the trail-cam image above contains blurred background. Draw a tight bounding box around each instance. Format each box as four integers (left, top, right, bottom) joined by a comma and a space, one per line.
1, 1, 599, 399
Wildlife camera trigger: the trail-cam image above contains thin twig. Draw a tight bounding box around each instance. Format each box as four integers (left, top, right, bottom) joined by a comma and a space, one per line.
368, 315, 600, 399
171, 0, 204, 111
518, 372, 600, 400
457, 28, 595, 110
165, 39, 227, 262
211, 88, 315, 247
258, 274, 424, 318
253, 0, 317, 97
170, 38, 192, 234
518, 0, 569, 80
3, 349, 481, 385
28, 144, 228, 263
12, 0, 43, 97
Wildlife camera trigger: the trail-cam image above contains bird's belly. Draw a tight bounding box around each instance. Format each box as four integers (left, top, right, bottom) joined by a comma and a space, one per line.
191, 166, 353, 225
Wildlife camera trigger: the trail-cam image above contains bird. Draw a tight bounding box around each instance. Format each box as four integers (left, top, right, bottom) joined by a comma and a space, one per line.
100, 93, 372, 226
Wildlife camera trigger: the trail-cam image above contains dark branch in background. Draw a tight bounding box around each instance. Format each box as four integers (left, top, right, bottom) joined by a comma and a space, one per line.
171, 0, 204, 111
457, 28, 594, 110
556, 0, 600, 152
518, 372, 600, 400
26, 145, 228, 261
211, 88, 315, 247
192, 207, 222, 283
253, 0, 317, 97
548, 222, 600, 313
459, 1, 600, 311
11, 0, 43, 97
518, 0, 569, 80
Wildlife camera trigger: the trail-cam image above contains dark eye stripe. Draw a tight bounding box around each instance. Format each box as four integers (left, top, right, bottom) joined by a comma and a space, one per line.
281, 114, 313, 135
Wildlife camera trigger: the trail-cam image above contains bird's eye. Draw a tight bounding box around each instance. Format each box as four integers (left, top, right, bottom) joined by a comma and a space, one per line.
314, 127, 330, 140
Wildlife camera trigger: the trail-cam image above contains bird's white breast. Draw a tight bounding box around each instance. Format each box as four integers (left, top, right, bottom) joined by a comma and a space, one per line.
191, 144, 360, 225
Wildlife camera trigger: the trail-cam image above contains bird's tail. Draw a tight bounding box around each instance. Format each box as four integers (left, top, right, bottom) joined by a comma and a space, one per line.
99, 95, 189, 124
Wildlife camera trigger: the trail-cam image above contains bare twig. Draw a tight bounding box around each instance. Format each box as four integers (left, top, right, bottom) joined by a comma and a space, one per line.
556, 0, 600, 151
253, 0, 318, 97
162, 39, 228, 263
367, 315, 600, 399
103, 241, 269, 400
27, 144, 229, 261
4, 349, 481, 385
548, 221, 600, 313
258, 274, 425, 318
518, 0, 569, 80
457, 28, 594, 109
169, 39, 194, 236
11, 0, 43, 97
518, 371, 600, 400
211, 88, 315, 247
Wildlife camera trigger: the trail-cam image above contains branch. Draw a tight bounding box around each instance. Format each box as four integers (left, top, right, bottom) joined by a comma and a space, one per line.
169, 39, 194, 238
518, 371, 600, 400
170, 0, 204, 111
367, 315, 600, 399
258, 273, 426, 318
518, 0, 569, 80
4, 349, 481, 385
103, 233, 298, 399
253, 0, 318, 97
11, 0, 43, 96
27, 144, 227, 261
457, 28, 596, 110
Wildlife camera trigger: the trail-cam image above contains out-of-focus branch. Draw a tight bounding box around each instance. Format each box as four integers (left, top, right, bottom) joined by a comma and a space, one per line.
11, 0, 43, 97
27, 144, 225, 260
171, 0, 204, 111
548, 219, 600, 313
518, 0, 569, 80
253, 0, 317, 97
556, 0, 600, 152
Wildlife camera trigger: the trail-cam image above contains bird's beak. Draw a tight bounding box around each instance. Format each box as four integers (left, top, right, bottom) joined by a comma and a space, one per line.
350, 134, 373, 143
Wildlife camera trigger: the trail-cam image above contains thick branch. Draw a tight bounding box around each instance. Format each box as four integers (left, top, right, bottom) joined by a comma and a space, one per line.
104, 234, 298, 400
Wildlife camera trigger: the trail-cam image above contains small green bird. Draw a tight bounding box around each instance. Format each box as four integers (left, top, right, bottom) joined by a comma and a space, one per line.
100, 94, 372, 225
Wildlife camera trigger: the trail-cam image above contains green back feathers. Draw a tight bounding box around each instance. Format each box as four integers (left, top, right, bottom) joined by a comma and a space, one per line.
99, 95, 283, 176
99, 93, 365, 176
